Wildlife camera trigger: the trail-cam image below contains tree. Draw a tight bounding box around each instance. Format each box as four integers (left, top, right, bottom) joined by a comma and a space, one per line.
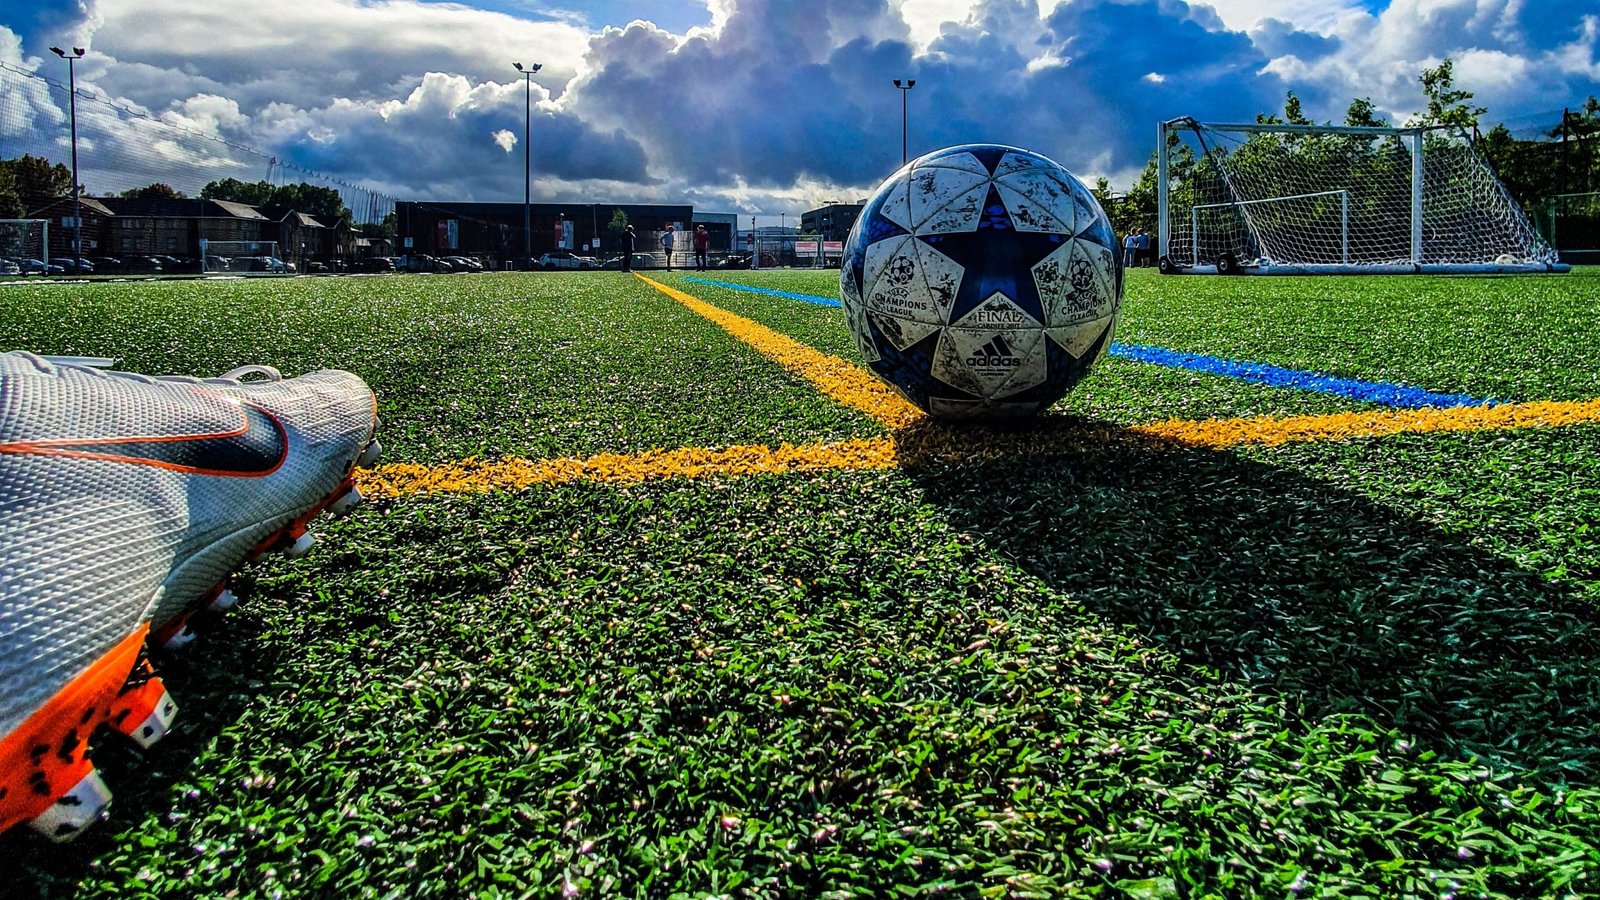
120, 183, 185, 200
608, 208, 629, 232
200, 178, 353, 223
1344, 98, 1388, 128
0, 166, 21, 219
361, 211, 397, 241
0, 155, 74, 214
1411, 58, 1485, 128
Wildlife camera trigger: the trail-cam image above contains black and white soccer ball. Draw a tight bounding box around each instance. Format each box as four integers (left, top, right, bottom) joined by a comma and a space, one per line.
840, 144, 1122, 419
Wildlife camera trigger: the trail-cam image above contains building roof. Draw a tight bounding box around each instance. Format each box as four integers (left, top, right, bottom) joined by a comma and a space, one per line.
97, 197, 272, 220
25, 196, 117, 219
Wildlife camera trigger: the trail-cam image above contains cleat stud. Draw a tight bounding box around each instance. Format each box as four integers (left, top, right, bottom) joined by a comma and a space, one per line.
208, 588, 239, 613
28, 770, 111, 843
111, 670, 179, 749
160, 625, 196, 652
285, 532, 315, 559
126, 690, 178, 749
355, 439, 382, 469
327, 485, 363, 517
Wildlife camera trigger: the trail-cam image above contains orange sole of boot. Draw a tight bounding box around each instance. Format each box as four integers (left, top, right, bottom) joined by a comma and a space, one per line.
0, 623, 167, 838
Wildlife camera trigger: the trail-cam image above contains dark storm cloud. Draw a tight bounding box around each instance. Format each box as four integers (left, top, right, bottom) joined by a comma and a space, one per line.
567, 0, 1284, 189
1249, 17, 1341, 61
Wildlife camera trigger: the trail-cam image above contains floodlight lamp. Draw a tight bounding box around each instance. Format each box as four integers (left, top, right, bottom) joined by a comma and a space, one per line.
50, 46, 65, 57
907, 79, 916, 88
73, 47, 85, 57
513, 62, 524, 71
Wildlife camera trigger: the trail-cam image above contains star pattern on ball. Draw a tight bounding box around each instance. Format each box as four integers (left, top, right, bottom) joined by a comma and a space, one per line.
916, 182, 1069, 326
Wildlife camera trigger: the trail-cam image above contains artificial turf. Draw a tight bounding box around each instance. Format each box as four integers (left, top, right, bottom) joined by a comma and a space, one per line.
5, 267, 1599, 898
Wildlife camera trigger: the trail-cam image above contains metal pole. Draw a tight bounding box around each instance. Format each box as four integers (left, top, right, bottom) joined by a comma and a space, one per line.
893, 79, 916, 167
1410, 131, 1424, 266
1341, 190, 1349, 264
51, 48, 84, 266
68, 56, 79, 264
1157, 120, 1169, 267
514, 62, 541, 267
523, 72, 529, 264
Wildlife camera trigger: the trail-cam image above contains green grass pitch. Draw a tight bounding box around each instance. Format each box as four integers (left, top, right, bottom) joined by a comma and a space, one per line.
4, 268, 1599, 898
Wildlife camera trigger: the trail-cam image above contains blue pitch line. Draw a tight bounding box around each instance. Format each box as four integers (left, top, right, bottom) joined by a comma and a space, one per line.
683, 277, 844, 307
1108, 345, 1493, 409
681, 278, 1493, 409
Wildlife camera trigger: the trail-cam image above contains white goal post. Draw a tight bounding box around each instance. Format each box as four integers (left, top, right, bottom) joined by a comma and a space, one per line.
0, 219, 49, 266
1156, 118, 1567, 275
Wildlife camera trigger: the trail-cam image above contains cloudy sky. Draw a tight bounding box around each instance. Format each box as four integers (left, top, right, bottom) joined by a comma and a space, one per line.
3, 0, 1598, 220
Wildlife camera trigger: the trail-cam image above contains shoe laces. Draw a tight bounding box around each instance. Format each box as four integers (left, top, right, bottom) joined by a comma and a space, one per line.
31, 353, 284, 386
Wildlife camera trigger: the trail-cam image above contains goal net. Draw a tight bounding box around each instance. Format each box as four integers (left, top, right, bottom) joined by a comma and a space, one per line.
1157, 118, 1565, 275
199, 240, 284, 274
0, 220, 49, 266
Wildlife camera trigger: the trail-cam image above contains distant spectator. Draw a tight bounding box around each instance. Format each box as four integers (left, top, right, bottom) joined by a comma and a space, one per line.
1123, 232, 1137, 268
661, 225, 675, 271
1136, 231, 1151, 267
621, 225, 636, 272
694, 225, 710, 271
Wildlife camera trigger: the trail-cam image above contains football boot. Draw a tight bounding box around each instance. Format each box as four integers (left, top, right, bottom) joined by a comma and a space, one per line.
0, 352, 379, 841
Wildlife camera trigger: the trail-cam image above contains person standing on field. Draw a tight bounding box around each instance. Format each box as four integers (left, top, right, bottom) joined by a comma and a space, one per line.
1123, 232, 1137, 268
621, 225, 636, 272
694, 225, 710, 271
661, 225, 675, 271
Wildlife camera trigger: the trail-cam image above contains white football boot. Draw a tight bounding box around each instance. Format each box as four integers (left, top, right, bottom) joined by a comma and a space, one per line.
0, 352, 379, 841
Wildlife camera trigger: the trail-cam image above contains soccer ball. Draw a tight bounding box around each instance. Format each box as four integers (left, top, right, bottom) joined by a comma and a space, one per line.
840, 144, 1122, 419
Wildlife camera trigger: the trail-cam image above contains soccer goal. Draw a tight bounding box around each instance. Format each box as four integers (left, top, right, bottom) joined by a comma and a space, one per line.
1156, 118, 1566, 275
1546, 192, 1600, 265
198, 240, 285, 274
0, 219, 49, 266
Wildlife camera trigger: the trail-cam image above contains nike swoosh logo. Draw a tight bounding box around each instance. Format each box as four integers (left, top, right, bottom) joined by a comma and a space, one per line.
0, 400, 289, 477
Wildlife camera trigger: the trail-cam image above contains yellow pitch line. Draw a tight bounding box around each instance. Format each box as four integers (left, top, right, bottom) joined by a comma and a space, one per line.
355, 439, 898, 497
354, 398, 1600, 497
633, 273, 922, 429
1132, 398, 1600, 448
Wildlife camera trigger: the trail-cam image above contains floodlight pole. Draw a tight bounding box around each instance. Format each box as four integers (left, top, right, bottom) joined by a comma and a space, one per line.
514, 61, 541, 268
51, 47, 85, 265
893, 78, 916, 166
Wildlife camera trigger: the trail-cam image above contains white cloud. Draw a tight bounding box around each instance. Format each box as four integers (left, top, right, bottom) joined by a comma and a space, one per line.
3, 0, 1597, 209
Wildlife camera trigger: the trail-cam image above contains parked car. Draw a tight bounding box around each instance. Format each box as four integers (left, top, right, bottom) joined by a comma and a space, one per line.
444, 256, 484, 272
16, 258, 64, 275
124, 257, 165, 275
0, 259, 20, 276
50, 257, 94, 274
399, 254, 455, 273
354, 256, 395, 273
718, 252, 779, 269
600, 253, 661, 270
88, 256, 124, 274
537, 251, 597, 270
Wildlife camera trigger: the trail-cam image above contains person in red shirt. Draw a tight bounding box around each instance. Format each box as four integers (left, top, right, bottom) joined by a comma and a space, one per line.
693, 225, 710, 271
